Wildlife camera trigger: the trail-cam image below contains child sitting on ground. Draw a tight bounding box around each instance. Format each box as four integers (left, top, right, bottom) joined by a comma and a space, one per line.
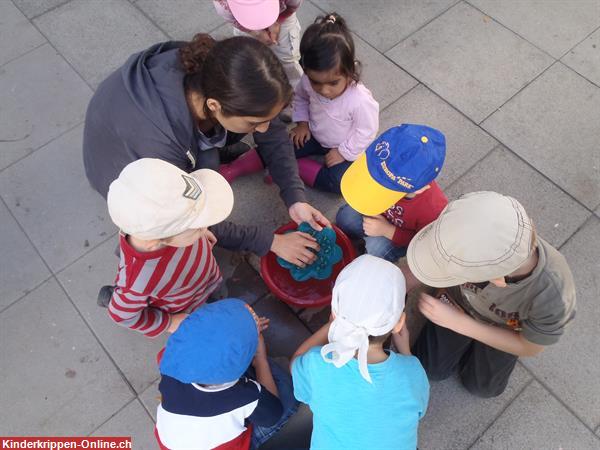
291, 255, 429, 450
155, 299, 298, 449
104, 158, 233, 337
336, 124, 448, 262
289, 13, 379, 194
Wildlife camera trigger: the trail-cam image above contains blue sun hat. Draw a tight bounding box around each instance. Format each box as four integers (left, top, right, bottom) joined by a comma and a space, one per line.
159, 299, 258, 384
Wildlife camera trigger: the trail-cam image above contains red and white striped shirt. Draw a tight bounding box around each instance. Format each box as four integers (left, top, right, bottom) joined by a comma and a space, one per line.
108, 234, 222, 337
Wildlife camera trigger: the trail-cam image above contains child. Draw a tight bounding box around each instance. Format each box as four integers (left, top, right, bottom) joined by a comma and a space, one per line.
213, 0, 304, 89
104, 158, 234, 337
291, 255, 429, 450
336, 124, 448, 262
155, 298, 298, 449
289, 13, 379, 194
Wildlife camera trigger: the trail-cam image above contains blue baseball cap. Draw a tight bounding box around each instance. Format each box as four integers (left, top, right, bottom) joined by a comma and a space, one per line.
341, 124, 446, 215
159, 299, 258, 384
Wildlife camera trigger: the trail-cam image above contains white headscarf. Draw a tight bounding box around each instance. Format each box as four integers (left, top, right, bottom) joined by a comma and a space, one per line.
321, 255, 406, 383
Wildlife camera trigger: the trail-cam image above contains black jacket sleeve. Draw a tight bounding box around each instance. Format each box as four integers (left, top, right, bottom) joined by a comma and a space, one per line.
210, 221, 274, 256
253, 116, 307, 207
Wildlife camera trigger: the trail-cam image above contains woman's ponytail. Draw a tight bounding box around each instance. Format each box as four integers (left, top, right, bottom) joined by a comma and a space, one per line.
179, 33, 216, 74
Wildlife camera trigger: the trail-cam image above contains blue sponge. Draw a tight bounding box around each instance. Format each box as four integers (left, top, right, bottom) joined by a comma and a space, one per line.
277, 223, 343, 282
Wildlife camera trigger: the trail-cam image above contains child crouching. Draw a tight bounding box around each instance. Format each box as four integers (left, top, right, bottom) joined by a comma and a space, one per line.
291, 255, 429, 450
105, 158, 233, 336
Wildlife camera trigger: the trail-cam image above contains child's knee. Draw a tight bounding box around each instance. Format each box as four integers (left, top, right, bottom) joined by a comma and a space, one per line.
336, 205, 363, 234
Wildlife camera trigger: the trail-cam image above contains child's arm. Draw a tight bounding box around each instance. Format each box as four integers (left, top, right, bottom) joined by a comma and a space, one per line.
337, 91, 379, 161
252, 334, 278, 398
290, 322, 331, 367
418, 293, 545, 357
291, 77, 311, 124
392, 323, 411, 356
108, 287, 171, 338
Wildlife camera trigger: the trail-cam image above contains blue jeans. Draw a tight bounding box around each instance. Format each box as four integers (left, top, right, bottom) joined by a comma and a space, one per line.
336, 204, 407, 263
295, 136, 351, 194
250, 359, 299, 449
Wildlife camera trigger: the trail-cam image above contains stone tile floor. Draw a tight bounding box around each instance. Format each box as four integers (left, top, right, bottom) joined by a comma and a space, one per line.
1, 0, 599, 448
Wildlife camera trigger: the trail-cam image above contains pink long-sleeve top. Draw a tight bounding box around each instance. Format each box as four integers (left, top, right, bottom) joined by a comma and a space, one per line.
292, 75, 379, 161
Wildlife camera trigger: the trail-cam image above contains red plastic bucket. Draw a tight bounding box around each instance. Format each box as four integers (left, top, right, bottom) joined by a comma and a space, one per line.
260, 222, 356, 308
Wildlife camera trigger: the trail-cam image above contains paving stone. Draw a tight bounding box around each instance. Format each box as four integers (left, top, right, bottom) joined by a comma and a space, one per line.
446, 146, 591, 249
311, 0, 458, 52
562, 28, 600, 86
134, 0, 224, 40
226, 259, 270, 305
482, 63, 600, 210
0, 201, 50, 310
298, 305, 330, 333
521, 217, 600, 429
386, 2, 553, 123
0, 125, 117, 272
379, 84, 498, 189
471, 381, 600, 449
259, 403, 313, 450
92, 399, 156, 449
34, 0, 167, 88
0, 1, 45, 66
418, 364, 531, 450
138, 379, 160, 422
11, 0, 70, 18
469, 0, 600, 58
57, 238, 167, 394
209, 22, 235, 40
0, 278, 133, 435
252, 294, 311, 358
297, 1, 418, 110
0, 44, 91, 170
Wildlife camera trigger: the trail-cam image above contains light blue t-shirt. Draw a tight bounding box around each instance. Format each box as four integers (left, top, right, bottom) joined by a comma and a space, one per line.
292, 347, 429, 450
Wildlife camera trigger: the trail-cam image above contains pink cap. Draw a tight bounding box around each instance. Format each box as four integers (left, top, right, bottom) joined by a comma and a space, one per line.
226, 0, 280, 30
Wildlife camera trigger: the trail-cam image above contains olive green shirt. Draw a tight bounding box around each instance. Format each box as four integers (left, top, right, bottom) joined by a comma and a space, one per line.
451, 238, 576, 346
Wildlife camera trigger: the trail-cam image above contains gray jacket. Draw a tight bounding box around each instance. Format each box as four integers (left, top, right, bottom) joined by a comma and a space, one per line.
83, 41, 306, 255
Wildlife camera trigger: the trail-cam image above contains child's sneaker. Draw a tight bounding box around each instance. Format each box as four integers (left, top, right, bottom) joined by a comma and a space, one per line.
97, 285, 114, 308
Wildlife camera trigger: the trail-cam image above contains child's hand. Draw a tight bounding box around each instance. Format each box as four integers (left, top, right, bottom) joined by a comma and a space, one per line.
289, 122, 311, 149
363, 215, 396, 240
266, 22, 281, 44
167, 312, 189, 333
392, 323, 411, 356
249, 29, 274, 46
418, 293, 468, 332
252, 334, 268, 366
324, 148, 345, 167
257, 316, 270, 333
202, 229, 217, 248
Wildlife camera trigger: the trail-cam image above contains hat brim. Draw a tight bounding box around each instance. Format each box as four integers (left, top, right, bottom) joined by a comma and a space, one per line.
187, 169, 234, 229
227, 0, 279, 31
341, 153, 407, 216
406, 222, 465, 288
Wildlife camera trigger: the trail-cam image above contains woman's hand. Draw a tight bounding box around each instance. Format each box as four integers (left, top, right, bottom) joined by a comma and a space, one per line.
324, 148, 345, 167
289, 202, 331, 232
289, 122, 311, 149
363, 215, 395, 239
271, 232, 320, 267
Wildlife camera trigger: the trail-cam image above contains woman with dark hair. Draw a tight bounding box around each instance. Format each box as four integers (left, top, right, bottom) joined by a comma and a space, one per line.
83, 34, 329, 266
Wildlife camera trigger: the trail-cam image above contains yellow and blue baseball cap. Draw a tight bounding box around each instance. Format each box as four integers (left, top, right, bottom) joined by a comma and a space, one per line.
341, 124, 446, 216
